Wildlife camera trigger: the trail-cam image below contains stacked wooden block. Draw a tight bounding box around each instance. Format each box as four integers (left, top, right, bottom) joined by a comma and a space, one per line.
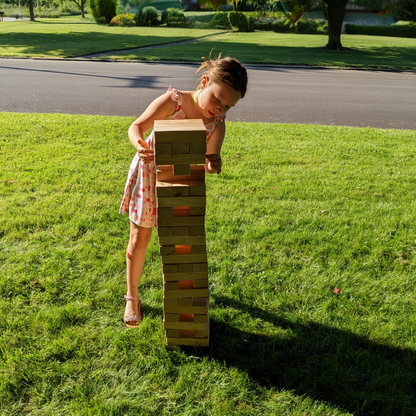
154, 119, 210, 348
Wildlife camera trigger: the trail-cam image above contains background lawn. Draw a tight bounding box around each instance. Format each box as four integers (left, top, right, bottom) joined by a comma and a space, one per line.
1, 20, 416, 70
0, 21, 223, 58
1, 112, 415, 415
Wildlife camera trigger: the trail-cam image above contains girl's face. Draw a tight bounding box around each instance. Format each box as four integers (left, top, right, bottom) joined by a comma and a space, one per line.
197, 76, 242, 118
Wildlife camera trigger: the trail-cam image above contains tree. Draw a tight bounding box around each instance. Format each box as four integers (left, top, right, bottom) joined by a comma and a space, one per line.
323, 0, 349, 50
27, 0, 36, 21
68, 0, 88, 18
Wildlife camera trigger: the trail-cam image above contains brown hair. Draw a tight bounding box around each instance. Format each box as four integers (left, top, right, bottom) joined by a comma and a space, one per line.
196, 56, 248, 98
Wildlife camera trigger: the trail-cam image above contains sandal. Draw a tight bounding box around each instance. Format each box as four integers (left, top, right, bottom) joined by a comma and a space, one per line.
123, 295, 142, 328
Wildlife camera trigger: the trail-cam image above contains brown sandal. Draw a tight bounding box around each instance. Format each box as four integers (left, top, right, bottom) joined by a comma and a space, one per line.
123, 295, 142, 328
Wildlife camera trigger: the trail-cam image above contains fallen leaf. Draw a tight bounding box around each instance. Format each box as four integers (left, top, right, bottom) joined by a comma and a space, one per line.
272, 287, 278, 291
332, 287, 341, 295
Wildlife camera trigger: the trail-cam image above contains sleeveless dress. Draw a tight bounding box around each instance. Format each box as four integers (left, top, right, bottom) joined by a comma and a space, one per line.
119, 86, 224, 228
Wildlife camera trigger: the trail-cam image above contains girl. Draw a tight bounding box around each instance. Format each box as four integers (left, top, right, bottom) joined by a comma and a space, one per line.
119, 56, 248, 327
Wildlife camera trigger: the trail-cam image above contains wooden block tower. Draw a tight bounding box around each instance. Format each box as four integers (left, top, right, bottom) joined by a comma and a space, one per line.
153, 119, 210, 349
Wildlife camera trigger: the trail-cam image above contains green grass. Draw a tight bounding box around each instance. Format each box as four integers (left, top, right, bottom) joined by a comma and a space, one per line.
0, 21, 223, 58
1, 20, 416, 69
1, 112, 416, 415
103, 31, 416, 70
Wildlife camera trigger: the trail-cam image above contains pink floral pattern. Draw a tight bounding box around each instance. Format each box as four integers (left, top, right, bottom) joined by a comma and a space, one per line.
119, 86, 224, 228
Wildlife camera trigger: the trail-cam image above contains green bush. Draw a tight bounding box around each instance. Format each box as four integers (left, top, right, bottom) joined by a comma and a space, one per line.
209, 11, 231, 28
391, 0, 416, 22
228, 11, 253, 31
135, 6, 160, 26
296, 18, 327, 34
345, 22, 416, 38
109, 13, 136, 26
89, 0, 117, 24
161, 8, 188, 27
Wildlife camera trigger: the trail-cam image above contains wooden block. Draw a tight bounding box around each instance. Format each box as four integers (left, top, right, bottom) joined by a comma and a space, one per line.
158, 235, 206, 246
155, 143, 172, 155
192, 263, 208, 272
160, 246, 175, 256
163, 299, 208, 314
194, 330, 209, 339
156, 154, 205, 165
191, 245, 206, 255
163, 271, 208, 282
179, 313, 194, 322
158, 196, 206, 208
156, 187, 173, 197
158, 216, 204, 227
193, 278, 208, 288
157, 227, 174, 237
157, 165, 205, 182
171, 187, 189, 197
189, 182, 206, 196
172, 142, 190, 154
157, 207, 173, 218
153, 120, 206, 143
165, 313, 179, 322
173, 165, 191, 176
190, 207, 205, 216
190, 141, 206, 154
163, 264, 178, 274
163, 321, 208, 330
166, 337, 209, 347
173, 227, 189, 236
177, 264, 193, 273
164, 282, 179, 291
177, 297, 193, 306
189, 226, 205, 236
161, 254, 207, 264
166, 329, 180, 338
193, 314, 208, 323
164, 288, 209, 298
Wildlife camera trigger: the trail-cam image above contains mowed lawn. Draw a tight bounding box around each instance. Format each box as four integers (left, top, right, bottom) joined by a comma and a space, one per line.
1, 112, 415, 415
0, 20, 416, 70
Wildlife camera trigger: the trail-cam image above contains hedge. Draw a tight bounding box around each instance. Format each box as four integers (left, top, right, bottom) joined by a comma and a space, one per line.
345, 22, 416, 38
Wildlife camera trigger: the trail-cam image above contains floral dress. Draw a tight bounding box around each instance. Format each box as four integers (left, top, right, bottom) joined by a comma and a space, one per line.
119, 86, 224, 228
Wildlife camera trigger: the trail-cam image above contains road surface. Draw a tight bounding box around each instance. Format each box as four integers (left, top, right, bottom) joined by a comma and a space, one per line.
1, 59, 415, 130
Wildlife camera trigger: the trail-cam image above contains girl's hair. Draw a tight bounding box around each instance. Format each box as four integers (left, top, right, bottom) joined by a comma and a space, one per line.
196, 56, 248, 98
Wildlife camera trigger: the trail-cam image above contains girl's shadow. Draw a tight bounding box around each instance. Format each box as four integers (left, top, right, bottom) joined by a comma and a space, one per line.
194, 295, 416, 416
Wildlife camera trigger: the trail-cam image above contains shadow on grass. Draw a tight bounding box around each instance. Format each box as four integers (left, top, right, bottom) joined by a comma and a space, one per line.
198, 295, 416, 416
0, 32, 206, 58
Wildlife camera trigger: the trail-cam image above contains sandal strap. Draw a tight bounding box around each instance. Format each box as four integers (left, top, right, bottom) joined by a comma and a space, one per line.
124, 295, 141, 301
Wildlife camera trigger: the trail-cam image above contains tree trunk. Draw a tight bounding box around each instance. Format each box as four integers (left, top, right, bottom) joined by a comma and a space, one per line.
324, 0, 349, 50
28, 0, 35, 21
81, 0, 85, 18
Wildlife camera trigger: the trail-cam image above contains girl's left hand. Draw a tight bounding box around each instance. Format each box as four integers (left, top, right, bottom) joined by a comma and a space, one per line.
206, 153, 222, 174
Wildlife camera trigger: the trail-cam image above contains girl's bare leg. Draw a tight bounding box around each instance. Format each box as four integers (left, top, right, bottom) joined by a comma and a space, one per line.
124, 222, 152, 320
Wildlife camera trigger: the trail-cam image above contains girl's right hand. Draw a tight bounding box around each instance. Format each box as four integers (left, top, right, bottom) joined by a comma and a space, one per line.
137, 138, 154, 164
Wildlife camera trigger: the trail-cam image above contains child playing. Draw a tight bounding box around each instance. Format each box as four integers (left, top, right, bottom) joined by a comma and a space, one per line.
119, 56, 248, 327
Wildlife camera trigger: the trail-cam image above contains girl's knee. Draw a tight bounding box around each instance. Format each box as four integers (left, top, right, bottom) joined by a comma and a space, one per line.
129, 223, 152, 250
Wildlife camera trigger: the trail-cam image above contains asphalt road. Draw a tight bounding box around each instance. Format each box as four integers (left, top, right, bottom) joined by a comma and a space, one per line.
1, 59, 415, 130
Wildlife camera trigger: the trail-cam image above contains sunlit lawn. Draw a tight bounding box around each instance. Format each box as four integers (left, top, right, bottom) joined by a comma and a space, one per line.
1, 112, 415, 415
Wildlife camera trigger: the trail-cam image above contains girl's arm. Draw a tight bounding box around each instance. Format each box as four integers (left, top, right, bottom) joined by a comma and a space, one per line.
128, 91, 178, 164
205, 120, 225, 174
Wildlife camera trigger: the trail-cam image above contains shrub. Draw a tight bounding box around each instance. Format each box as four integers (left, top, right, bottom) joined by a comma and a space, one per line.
161, 8, 188, 27
345, 22, 416, 38
228, 11, 253, 31
109, 13, 136, 26
391, 0, 416, 22
89, 0, 117, 24
209, 11, 231, 28
296, 18, 327, 34
135, 6, 160, 26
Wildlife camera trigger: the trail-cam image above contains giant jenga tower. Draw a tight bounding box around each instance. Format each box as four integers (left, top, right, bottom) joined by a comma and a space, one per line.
153, 119, 210, 349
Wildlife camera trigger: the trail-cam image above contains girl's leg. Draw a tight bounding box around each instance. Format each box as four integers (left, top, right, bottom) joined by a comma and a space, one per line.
124, 222, 152, 320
